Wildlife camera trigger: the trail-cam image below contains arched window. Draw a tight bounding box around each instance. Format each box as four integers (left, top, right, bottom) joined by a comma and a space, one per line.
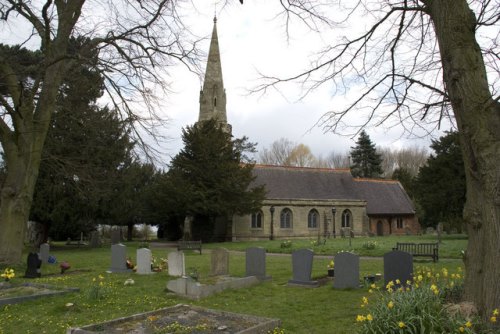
341, 210, 351, 228
251, 211, 263, 229
308, 209, 319, 228
280, 208, 293, 229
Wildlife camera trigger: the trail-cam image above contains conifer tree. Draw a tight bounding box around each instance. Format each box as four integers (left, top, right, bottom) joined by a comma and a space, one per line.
349, 130, 383, 178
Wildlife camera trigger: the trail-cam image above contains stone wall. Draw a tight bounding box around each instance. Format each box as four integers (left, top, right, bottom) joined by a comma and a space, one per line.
232, 199, 368, 240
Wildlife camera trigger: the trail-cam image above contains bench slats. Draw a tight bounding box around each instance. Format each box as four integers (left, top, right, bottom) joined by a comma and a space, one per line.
392, 242, 439, 262
177, 240, 202, 254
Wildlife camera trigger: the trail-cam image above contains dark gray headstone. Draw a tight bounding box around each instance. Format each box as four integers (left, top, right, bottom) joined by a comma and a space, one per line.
39, 243, 50, 263
211, 248, 229, 276
109, 243, 130, 273
89, 231, 101, 248
333, 252, 359, 289
24, 252, 42, 278
110, 229, 121, 245
288, 249, 318, 287
245, 247, 270, 280
383, 250, 413, 287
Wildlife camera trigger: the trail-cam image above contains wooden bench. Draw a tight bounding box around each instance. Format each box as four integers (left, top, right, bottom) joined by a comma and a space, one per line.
392, 242, 439, 262
177, 240, 202, 254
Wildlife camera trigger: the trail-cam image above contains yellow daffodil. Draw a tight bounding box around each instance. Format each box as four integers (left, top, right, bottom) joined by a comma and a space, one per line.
490, 316, 497, 323
356, 315, 366, 322
459, 326, 464, 333
493, 308, 499, 316
398, 321, 405, 328
388, 301, 394, 309
362, 297, 368, 305
465, 321, 472, 328
366, 314, 373, 321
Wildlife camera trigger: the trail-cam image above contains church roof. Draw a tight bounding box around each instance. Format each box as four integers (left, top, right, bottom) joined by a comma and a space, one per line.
252, 165, 415, 215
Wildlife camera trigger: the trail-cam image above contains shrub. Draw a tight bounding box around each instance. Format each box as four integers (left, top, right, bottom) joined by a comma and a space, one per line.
355, 267, 486, 334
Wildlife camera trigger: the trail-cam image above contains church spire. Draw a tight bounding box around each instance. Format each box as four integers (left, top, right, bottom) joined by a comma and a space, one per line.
198, 17, 231, 132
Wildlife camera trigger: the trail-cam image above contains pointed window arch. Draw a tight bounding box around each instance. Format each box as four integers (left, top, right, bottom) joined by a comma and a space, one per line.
280, 208, 293, 229
308, 209, 319, 228
341, 210, 352, 228
251, 211, 263, 229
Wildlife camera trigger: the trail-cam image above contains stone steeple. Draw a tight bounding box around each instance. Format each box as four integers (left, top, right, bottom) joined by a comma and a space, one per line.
198, 17, 231, 133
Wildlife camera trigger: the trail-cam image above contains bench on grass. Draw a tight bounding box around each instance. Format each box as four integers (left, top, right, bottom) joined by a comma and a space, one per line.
177, 240, 202, 254
392, 242, 439, 262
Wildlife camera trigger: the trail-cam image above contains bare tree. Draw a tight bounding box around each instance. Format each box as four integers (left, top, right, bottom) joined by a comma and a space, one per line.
287, 143, 317, 167
0, 1, 202, 263
258, 137, 295, 165
378, 146, 428, 177
254, 0, 499, 318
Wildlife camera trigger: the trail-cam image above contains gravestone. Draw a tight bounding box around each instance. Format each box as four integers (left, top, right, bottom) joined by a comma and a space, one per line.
384, 250, 413, 287
168, 251, 185, 277
89, 231, 101, 248
109, 243, 130, 273
333, 252, 359, 289
110, 230, 121, 245
245, 247, 270, 280
24, 252, 42, 278
288, 249, 318, 287
211, 248, 229, 276
39, 243, 50, 264
136, 248, 153, 275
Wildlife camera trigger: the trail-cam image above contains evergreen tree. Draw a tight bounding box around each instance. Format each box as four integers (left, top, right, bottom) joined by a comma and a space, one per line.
413, 132, 466, 230
349, 130, 383, 178
29, 39, 136, 241
162, 119, 266, 240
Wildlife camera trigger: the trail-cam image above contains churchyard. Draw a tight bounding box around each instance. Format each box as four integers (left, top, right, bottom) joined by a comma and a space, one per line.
0, 235, 479, 333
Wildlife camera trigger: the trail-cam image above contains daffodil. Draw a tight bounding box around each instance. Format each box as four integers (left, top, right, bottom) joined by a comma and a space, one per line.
398, 321, 405, 328
490, 316, 497, 323
465, 321, 472, 328
388, 301, 394, 309
366, 314, 373, 321
493, 308, 499, 316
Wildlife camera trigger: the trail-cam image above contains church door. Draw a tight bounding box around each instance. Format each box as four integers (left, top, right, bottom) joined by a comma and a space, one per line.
376, 221, 384, 236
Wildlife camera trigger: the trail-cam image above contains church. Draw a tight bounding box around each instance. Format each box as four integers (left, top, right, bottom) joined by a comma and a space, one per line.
195, 18, 421, 240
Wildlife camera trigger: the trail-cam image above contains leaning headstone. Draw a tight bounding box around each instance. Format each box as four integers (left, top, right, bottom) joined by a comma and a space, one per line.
333, 252, 360, 289
39, 243, 50, 264
384, 250, 413, 287
109, 243, 130, 273
110, 230, 121, 245
211, 248, 229, 276
25, 252, 42, 278
136, 248, 153, 275
245, 247, 270, 280
89, 231, 101, 248
288, 249, 318, 287
168, 251, 185, 277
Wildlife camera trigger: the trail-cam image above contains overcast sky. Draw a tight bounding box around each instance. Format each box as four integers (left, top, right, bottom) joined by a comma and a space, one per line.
159, 1, 456, 164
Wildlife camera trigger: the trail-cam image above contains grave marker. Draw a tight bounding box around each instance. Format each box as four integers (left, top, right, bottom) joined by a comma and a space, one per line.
245, 247, 270, 280
211, 248, 229, 276
110, 230, 121, 245
136, 248, 153, 275
384, 250, 413, 287
168, 251, 185, 277
109, 243, 130, 273
288, 249, 318, 287
39, 243, 50, 264
333, 252, 360, 289
24, 252, 41, 278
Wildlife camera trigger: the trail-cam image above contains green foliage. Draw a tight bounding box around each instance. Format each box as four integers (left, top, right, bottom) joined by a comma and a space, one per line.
28, 38, 140, 240
356, 267, 466, 334
413, 132, 466, 229
160, 120, 266, 239
280, 240, 292, 248
362, 241, 378, 250
350, 130, 383, 178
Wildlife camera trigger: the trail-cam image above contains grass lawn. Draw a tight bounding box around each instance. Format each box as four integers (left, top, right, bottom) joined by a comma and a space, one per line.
0, 235, 466, 334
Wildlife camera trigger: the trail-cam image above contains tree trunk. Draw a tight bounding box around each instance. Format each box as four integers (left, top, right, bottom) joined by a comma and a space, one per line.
0, 155, 42, 263
426, 0, 500, 319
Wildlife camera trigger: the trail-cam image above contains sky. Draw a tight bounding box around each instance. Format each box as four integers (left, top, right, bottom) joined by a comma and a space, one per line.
0, 1, 459, 165
159, 2, 454, 164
